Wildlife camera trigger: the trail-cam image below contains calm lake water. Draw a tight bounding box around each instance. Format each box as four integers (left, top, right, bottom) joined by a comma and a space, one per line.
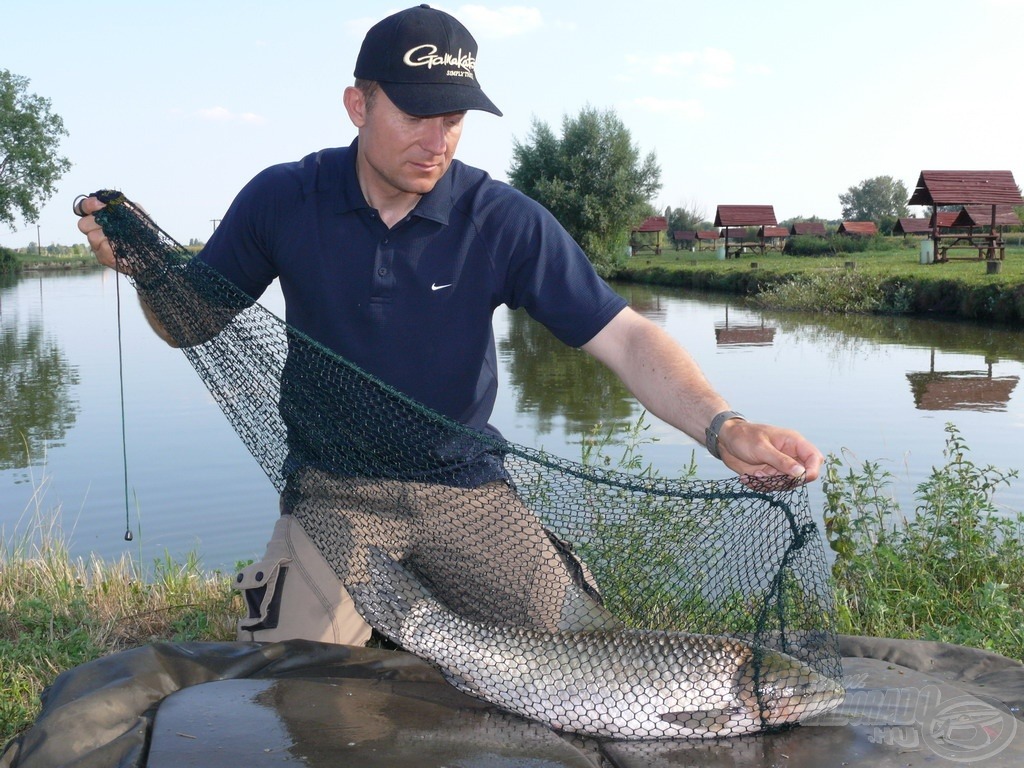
2, 269, 1023, 574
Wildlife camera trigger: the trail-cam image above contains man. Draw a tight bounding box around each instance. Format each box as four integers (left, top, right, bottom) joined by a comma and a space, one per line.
79, 5, 823, 646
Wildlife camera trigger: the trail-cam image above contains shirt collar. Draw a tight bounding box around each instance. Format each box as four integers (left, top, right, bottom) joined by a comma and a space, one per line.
330, 137, 452, 225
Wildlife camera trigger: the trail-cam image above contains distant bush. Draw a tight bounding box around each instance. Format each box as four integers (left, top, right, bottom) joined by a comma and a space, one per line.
784, 235, 834, 256
0, 247, 19, 273
783, 234, 887, 257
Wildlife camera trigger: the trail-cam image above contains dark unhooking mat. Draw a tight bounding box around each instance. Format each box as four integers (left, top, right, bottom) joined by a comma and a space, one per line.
4, 636, 1024, 768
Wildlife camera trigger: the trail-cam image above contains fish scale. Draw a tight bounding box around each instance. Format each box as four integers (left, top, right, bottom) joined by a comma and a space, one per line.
351, 552, 845, 740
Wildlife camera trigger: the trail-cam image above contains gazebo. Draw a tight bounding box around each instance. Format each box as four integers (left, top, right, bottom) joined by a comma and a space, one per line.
714, 205, 777, 257
908, 170, 1023, 263
630, 216, 668, 256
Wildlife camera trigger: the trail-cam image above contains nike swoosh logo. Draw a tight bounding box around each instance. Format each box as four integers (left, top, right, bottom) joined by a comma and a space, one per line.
431, 282, 454, 291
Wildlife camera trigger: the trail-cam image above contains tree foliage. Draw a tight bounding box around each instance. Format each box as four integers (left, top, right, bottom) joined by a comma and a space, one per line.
508, 106, 661, 276
0, 70, 72, 230
664, 200, 709, 234
838, 176, 909, 233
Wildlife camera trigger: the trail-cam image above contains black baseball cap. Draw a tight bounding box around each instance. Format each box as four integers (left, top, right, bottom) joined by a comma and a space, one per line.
354, 4, 502, 117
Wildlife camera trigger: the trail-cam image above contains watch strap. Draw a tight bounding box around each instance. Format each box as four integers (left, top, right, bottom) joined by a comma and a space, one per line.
705, 410, 745, 459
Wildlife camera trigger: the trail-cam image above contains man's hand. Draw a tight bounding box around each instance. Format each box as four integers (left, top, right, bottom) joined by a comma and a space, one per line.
75, 196, 118, 270
716, 419, 823, 484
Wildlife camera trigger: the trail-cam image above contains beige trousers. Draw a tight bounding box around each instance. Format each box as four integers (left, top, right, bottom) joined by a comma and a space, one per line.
236, 472, 614, 645
235, 513, 372, 646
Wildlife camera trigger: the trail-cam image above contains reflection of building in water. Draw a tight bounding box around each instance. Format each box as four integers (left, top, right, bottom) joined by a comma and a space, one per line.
906, 350, 1019, 412
714, 306, 776, 347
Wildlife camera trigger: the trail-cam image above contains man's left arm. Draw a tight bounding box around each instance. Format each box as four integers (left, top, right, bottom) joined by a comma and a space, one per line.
581, 307, 822, 483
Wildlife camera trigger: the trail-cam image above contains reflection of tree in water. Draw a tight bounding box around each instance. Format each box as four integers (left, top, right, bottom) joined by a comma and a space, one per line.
0, 322, 79, 469
766, 309, 1024, 365
498, 308, 635, 436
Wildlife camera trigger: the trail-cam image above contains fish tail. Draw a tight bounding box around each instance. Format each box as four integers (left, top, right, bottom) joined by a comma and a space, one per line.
347, 546, 436, 645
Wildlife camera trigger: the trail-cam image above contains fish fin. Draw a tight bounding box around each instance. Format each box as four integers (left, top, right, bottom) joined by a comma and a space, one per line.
347, 547, 435, 646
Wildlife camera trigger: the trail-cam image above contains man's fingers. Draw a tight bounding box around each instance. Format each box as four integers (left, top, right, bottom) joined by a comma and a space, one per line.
73, 194, 109, 218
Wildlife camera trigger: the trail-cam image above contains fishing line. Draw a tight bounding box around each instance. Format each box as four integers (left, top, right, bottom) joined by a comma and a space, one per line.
113, 254, 134, 542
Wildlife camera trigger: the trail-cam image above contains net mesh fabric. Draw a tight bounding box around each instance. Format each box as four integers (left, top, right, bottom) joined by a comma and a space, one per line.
94, 192, 843, 740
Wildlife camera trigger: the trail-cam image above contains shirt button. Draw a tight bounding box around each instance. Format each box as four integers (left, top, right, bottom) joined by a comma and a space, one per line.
377, 267, 388, 276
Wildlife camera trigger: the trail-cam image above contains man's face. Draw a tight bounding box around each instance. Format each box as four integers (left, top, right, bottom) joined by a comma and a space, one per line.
353, 87, 466, 199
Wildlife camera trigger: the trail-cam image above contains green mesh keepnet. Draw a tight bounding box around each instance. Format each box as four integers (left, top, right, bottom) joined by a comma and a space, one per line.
94, 192, 844, 740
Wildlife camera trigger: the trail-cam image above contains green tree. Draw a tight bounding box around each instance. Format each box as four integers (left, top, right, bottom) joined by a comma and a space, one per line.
508, 106, 661, 277
0, 70, 72, 230
838, 176, 909, 234
665, 200, 708, 234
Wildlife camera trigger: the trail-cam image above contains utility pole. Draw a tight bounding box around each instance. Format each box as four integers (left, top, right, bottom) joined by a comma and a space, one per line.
211, 219, 221, 233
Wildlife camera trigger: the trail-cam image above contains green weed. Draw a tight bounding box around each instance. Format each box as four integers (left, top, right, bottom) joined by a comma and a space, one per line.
824, 423, 1024, 659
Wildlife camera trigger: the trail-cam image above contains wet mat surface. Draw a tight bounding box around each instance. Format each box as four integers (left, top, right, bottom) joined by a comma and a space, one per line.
5, 639, 1024, 768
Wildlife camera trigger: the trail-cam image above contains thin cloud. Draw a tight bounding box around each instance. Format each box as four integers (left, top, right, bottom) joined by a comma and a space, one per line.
454, 5, 544, 38
346, 6, 544, 40
626, 47, 738, 89
630, 96, 706, 121
197, 106, 266, 124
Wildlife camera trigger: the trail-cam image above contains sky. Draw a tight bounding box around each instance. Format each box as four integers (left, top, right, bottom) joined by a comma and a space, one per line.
4, 0, 1024, 249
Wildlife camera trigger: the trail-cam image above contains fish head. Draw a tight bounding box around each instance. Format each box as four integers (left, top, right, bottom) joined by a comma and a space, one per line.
745, 649, 845, 728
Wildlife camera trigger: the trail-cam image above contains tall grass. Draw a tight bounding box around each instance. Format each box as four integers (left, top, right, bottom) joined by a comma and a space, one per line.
0, 496, 240, 745
752, 268, 915, 314
824, 423, 1024, 659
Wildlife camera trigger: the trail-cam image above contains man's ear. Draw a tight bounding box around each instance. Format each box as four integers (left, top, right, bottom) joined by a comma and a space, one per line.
343, 86, 367, 127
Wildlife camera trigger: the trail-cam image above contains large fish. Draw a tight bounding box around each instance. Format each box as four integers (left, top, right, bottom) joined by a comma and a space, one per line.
349, 550, 845, 740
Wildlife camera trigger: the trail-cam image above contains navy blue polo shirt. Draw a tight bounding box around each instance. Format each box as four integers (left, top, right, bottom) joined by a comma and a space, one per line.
199, 138, 626, 442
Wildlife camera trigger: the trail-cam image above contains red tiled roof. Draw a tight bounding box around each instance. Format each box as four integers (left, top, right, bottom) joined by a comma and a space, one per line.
714, 205, 777, 227
632, 216, 667, 233
908, 170, 1023, 206
790, 222, 827, 236
895, 217, 931, 234
838, 221, 878, 236
952, 205, 1021, 228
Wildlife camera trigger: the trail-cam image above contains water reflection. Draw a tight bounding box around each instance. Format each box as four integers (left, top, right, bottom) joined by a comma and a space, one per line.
498, 307, 635, 434
907, 351, 1018, 412
715, 306, 777, 347
765, 309, 1024, 366
0, 320, 79, 472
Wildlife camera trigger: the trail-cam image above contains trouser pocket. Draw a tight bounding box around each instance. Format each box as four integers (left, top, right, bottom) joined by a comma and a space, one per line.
235, 556, 290, 633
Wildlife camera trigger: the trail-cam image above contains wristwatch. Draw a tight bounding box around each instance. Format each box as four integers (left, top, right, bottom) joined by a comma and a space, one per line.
705, 410, 745, 460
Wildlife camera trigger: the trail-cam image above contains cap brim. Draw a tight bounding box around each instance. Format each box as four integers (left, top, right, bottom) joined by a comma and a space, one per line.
380, 82, 503, 118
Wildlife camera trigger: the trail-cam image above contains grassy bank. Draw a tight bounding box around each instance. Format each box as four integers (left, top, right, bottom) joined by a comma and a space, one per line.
3, 424, 1022, 747
616, 239, 1024, 324
0, 514, 240, 746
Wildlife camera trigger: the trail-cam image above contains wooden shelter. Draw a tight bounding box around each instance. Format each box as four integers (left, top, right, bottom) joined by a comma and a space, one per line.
894, 218, 932, 236
908, 170, 1023, 262
952, 205, 1021, 229
672, 230, 697, 250
790, 222, 827, 237
758, 225, 789, 252
894, 211, 958, 237
630, 216, 668, 255
837, 221, 878, 236
695, 230, 720, 251
714, 205, 777, 257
